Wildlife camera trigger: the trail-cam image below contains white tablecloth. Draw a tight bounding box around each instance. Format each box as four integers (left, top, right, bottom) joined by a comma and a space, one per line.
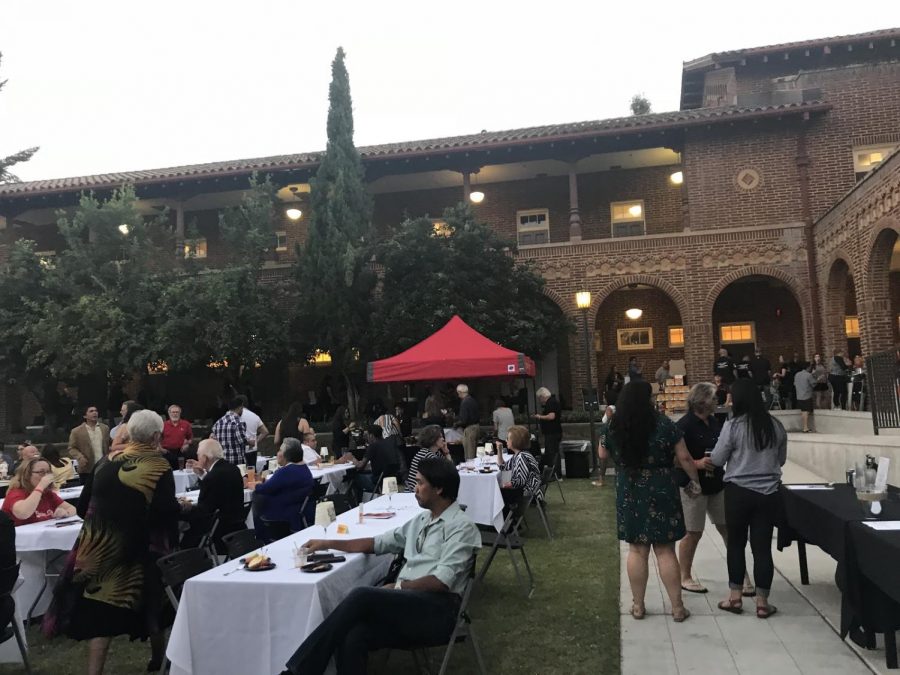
166, 493, 424, 675
0, 484, 83, 510
457, 469, 505, 531
14, 518, 82, 618
310, 464, 350, 494
173, 470, 199, 493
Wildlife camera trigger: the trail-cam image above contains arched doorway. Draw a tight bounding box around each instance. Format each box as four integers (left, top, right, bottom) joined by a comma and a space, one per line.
825, 258, 860, 357
866, 226, 900, 353
711, 275, 805, 362
594, 283, 685, 400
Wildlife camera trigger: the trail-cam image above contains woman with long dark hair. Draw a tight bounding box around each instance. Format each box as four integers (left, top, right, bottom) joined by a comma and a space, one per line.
274, 402, 312, 447
711, 378, 787, 619
601, 381, 700, 622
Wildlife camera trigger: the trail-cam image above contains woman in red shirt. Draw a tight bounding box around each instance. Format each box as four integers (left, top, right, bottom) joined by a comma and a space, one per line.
1, 458, 76, 526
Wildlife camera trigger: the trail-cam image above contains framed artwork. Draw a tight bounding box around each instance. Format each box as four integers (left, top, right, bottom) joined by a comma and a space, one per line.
617, 327, 653, 351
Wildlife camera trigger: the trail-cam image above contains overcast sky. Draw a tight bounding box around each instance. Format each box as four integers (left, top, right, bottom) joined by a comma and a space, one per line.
0, 1, 896, 182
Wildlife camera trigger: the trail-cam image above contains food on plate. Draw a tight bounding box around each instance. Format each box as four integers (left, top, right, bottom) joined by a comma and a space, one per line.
245, 553, 272, 570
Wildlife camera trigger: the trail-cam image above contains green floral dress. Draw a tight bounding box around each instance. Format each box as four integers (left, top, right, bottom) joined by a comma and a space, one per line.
606, 414, 686, 544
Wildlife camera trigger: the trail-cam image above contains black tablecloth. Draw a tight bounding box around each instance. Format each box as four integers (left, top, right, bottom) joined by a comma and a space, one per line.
778, 484, 900, 639
850, 522, 900, 608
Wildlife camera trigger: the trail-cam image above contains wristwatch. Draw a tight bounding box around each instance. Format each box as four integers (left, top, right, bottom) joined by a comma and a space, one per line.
394, 580, 403, 590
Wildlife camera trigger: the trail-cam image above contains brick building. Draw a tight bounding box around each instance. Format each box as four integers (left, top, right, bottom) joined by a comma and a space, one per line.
1, 27, 899, 422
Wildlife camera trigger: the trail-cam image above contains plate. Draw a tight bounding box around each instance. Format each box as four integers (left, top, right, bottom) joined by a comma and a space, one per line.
301, 561, 333, 573
479, 468, 496, 474
244, 562, 277, 572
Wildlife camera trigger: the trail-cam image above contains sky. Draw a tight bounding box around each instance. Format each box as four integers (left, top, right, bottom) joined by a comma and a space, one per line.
1, 1, 897, 182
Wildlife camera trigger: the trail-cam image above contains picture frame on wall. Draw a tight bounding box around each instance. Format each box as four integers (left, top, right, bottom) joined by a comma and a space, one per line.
617, 327, 653, 351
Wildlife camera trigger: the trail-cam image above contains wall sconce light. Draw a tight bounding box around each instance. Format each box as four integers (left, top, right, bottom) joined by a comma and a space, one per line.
625, 308, 643, 320
670, 171, 684, 185
118, 223, 130, 235
575, 291, 592, 310
286, 208, 303, 220
469, 190, 485, 204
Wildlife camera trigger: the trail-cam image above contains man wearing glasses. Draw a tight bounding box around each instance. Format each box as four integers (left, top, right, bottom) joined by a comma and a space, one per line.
280, 456, 480, 675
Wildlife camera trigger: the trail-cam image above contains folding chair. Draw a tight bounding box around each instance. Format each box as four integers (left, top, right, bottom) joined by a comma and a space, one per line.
260, 518, 292, 542
221, 529, 260, 561
156, 548, 215, 675
531, 469, 555, 540
388, 556, 487, 675
300, 482, 331, 528
0, 563, 31, 674
547, 454, 566, 503
324, 493, 353, 515
196, 509, 221, 561
476, 492, 534, 598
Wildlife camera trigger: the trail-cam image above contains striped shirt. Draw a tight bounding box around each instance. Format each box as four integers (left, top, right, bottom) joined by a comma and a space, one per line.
501, 451, 543, 501
406, 448, 443, 492
211, 411, 247, 465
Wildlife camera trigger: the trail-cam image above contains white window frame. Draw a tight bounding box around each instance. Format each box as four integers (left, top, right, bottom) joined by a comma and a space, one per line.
610, 200, 646, 238
719, 321, 756, 345
853, 144, 895, 175
275, 230, 288, 252
183, 237, 208, 259
516, 208, 550, 246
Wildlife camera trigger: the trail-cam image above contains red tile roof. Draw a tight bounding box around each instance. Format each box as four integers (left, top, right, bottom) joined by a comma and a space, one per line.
0, 101, 830, 199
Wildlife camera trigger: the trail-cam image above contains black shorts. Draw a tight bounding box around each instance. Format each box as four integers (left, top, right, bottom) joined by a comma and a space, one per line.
797, 398, 814, 412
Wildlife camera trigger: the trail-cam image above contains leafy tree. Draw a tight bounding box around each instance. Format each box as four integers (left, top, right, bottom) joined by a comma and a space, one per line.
154, 175, 292, 380
0, 52, 38, 182
294, 47, 374, 417
629, 93, 652, 116
374, 203, 571, 359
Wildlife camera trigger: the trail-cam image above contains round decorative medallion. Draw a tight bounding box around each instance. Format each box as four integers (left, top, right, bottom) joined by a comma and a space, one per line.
735, 168, 761, 191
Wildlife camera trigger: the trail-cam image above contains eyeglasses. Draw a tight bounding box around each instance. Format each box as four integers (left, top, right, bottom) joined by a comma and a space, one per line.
415, 521, 440, 554
30, 469, 50, 476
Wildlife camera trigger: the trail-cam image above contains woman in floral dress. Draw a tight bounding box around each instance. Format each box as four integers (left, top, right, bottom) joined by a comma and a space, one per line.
601, 381, 701, 622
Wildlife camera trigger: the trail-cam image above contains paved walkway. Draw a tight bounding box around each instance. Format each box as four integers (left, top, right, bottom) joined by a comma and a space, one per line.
619, 458, 886, 674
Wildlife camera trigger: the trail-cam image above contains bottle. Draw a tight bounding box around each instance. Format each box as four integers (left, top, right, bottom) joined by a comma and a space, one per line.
358, 501, 364, 524
0, 459, 7, 480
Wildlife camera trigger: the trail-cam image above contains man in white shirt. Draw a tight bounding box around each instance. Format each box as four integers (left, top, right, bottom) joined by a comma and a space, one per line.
301, 431, 322, 466
237, 395, 269, 471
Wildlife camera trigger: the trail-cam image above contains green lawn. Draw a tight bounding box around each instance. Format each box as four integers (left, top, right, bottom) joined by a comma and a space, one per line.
3, 480, 620, 675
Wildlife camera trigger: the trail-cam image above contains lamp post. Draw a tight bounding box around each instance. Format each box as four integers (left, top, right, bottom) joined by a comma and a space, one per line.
575, 291, 598, 473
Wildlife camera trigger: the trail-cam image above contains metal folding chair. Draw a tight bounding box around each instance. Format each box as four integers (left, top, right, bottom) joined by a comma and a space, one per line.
0, 563, 31, 674
260, 517, 292, 541
196, 509, 221, 561
300, 482, 331, 528
476, 492, 534, 598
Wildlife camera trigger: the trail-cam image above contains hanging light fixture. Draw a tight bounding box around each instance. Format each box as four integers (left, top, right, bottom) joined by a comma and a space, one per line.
625, 308, 643, 320
286, 208, 303, 220
669, 170, 684, 185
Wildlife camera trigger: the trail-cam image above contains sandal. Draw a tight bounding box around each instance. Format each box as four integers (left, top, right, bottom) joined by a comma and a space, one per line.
631, 603, 646, 620
756, 604, 778, 619
681, 579, 708, 594
742, 582, 756, 597
718, 598, 743, 614
672, 607, 691, 623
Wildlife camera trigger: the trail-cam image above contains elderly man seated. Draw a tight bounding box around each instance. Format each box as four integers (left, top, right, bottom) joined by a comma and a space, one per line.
280, 456, 480, 675
180, 438, 246, 550
13, 443, 40, 472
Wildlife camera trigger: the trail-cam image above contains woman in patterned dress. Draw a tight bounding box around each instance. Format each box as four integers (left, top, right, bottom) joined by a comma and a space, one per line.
601, 381, 701, 622
498, 425, 543, 500
44, 409, 180, 674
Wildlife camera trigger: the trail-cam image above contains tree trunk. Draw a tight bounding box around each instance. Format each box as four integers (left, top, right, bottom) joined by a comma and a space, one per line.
344, 372, 360, 422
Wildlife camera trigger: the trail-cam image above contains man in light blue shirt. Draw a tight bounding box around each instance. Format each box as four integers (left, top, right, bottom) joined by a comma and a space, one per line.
282, 456, 480, 675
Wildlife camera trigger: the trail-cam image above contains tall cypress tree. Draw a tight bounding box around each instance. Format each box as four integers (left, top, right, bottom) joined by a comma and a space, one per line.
295, 47, 374, 416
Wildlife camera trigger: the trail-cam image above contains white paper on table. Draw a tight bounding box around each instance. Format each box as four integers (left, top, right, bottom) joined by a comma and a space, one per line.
862, 520, 900, 531
785, 484, 834, 490
875, 457, 890, 492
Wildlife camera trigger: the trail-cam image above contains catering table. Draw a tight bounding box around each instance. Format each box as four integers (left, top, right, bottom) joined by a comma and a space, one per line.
779, 483, 900, 668
15, 517, 82, 619
173, 469, 200, 493
166, 493, 424, 675
457, 466, 505, 531
0, 485, 82, 510
309, 463, 350, 494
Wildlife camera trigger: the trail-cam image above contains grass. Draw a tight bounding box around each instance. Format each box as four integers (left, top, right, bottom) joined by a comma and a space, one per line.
2, 480, 620, 675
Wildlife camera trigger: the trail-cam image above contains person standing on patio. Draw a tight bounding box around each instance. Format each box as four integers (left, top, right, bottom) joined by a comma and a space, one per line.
676, 383, 753, 597
456, 384, 480, 460
794, 363, 816, 433
711, 378, 786, 619
161, 403, 193, 471
211, 398, 248, 465
492, 399, 515, 445
601, 380, 701, 622
67, 404, 109, 493
534, 387, 562, 471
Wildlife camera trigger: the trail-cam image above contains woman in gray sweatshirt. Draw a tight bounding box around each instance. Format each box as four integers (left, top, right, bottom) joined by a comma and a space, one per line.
711, 378, 787, 619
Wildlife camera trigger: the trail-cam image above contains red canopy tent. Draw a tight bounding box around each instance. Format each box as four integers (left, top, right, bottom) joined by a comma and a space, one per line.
367, 315, 536, 382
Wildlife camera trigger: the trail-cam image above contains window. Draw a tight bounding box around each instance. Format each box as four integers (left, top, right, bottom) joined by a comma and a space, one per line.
853, 144, 895, 180
610, 200, 645, 238
719, 322, 755, 344
275, 231, 288, 252
431, 219, 452, 237
668, 326, 684, 348
516, 209, 549, 246
36, 250, 56, 268
845, 315, 860, 338
616, 327, 653, 351
183, 238, 207, 259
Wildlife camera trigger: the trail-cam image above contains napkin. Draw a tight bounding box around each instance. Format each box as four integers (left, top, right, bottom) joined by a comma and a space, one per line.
315, 501, 336, 527
382, 477, 399, 495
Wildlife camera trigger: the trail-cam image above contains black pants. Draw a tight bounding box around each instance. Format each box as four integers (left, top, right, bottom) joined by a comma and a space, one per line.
76, 472, 93, 518
285, 586, 459, 675
724, 483, 781, 596
829, 374, 848, 409
542, 432, 562, 472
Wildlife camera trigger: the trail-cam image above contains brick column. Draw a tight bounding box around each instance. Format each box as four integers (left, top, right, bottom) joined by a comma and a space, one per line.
174, 201, 185, 259
568, 165, 583, 242
461, 172, 471, 202
860, 297, 894, 356
684, 314, 715, 385
568, 310, 594, 410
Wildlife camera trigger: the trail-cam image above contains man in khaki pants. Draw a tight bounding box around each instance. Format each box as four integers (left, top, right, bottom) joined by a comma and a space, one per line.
456, 384, 480, 460
68, 404, 109, 494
